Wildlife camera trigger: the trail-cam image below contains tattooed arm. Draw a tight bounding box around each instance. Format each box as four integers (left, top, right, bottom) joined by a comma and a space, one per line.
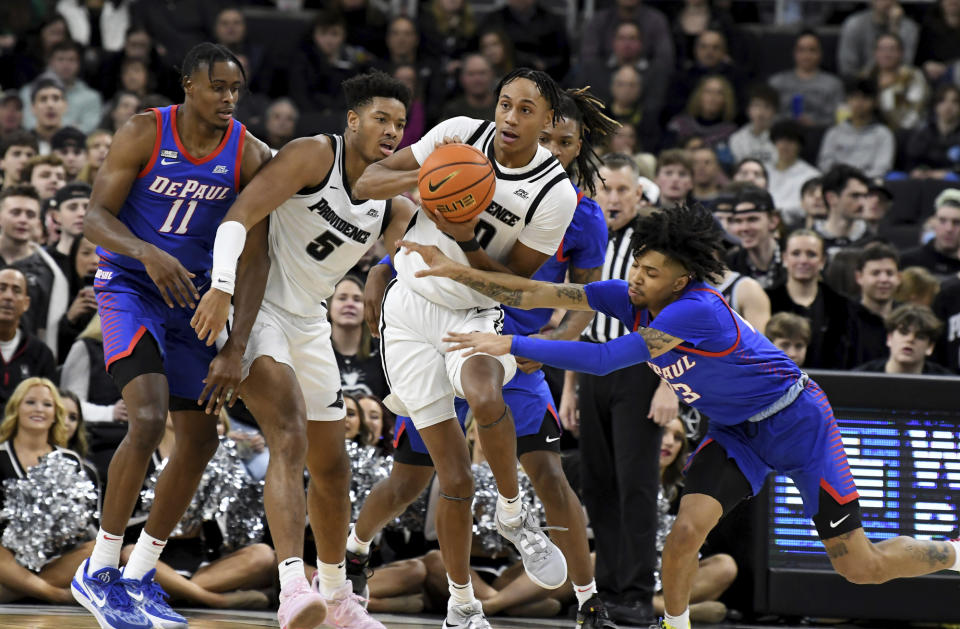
547, 265, 604, 340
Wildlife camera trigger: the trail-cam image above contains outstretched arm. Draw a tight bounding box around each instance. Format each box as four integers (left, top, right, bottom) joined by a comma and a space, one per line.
398, 240, 593, 310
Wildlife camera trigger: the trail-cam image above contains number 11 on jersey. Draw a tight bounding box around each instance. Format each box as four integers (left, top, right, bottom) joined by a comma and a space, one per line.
159, 199, 198, 234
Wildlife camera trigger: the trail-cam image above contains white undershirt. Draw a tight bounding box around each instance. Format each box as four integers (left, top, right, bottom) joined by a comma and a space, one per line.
0, 330, 22, 363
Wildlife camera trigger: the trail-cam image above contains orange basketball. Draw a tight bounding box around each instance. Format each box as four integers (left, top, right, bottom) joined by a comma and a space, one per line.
418, 143, 496, 223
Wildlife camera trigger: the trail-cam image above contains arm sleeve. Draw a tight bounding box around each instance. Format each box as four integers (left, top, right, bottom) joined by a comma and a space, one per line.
377, 255, 397, 277
410, 117, 485, 166
583, 280, 636, 326
518, 181, 578, 255
511, 333, 651, 375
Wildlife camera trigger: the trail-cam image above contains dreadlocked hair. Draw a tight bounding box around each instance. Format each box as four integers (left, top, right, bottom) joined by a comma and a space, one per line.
559, 87, 620, 197
494, 67, 563, 125
180, 42, 247, 86
629, 204, 726, 284
343, 69, 412, 112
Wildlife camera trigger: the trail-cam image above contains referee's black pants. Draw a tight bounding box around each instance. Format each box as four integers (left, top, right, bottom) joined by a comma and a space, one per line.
578, 362, 661, 604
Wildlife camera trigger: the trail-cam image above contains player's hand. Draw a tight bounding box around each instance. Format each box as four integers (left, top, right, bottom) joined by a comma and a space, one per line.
398, 240, 463, 279
443, 331, 512, 357
112, 399, 129, 422
422, 206, 479, 243
364, 263, 392, 338
515, 333, 546, 373
191, 288, 231, 346
141, 244, 199, 308
434, 135, 463, 149
198, 343, 244, 415
66, 288, 98, 323
558, 386, 578, 435
648, 379, 679, 426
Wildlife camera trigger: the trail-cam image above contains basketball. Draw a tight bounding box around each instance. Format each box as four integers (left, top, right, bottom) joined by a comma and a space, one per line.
418, 143, 496, 223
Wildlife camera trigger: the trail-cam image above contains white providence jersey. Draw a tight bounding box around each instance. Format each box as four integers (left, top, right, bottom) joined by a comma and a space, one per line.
263, 134, 391, 316
396, 116, 577, 310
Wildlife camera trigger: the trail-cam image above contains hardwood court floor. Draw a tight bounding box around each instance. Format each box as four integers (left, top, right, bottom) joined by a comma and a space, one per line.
0, 605, 897, 628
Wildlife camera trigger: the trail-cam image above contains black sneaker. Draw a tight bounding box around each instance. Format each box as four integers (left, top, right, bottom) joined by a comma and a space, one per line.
576, 594, 618, 628
344, 550, 372, 598
606, 599, 655, 626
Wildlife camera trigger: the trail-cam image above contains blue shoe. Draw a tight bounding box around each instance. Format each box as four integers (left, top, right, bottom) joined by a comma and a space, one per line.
71, 559, 153, 629
123, 569, 188, 629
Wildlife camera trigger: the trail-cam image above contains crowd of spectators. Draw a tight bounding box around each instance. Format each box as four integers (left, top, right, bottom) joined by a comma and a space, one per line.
1, 0, 959, 624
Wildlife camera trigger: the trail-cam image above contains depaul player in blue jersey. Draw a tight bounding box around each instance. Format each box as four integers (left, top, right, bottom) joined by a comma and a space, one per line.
70, 44, 273, 629
402, 204, 960, 629
354, 89, 621, 628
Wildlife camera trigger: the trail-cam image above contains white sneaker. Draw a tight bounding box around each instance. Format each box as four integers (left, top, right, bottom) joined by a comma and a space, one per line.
442, 600, 491, 629
495, 505, 568, 589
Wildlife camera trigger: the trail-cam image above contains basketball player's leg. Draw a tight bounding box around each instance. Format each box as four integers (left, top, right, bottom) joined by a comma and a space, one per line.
305, 419, 351, 566
353, 459, 436, 544
459, 355, 517, 499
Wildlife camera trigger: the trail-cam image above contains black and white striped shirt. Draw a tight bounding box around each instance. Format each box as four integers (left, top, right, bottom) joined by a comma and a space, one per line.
583, 225, 635, 343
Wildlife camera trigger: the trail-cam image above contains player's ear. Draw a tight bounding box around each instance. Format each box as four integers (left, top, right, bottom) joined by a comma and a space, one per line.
346, 109, 360, 133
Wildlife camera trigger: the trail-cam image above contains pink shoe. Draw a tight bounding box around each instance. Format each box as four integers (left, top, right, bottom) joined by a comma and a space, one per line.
316, 580, 386, 629
278, 579, 327, 629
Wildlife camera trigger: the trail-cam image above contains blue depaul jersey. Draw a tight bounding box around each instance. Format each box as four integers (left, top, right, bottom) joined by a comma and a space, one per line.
584, 279, 803, 426
96, 105, 245, 278
502, 185, 607, 336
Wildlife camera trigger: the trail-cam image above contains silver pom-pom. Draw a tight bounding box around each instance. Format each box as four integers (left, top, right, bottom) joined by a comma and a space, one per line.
345, 441, 393, 523
1, 451, 98, 572
470, 462, 545, 557
222, 478, 265, 550
653, 487, 675, 592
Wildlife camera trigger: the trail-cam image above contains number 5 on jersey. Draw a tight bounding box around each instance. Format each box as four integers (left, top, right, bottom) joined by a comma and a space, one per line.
306, 231, 344, 261
159, 199, 198, 234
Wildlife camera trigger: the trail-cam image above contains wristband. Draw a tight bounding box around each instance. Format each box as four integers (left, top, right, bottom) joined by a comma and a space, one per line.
457, 237, 481, 252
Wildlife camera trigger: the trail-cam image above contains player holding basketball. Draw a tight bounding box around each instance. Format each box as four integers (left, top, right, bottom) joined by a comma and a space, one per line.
352, 89, 620, 628
70, 44, 272, 629
189, 70, 414, 629
352, 68, 578, 629
401, 203, 960, 629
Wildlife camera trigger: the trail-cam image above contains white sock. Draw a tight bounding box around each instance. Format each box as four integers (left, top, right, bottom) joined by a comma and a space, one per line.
89, 528, 124, 573
447, 575, 475, 606
122, 531, 166, 581
316, 559, 346, 598
948, 539, 960, 571
573, 580, 598, 607
665, 608, 690, 629
346, 525, 372, 556
278, 557, 307, 594
497, 491, 523, 524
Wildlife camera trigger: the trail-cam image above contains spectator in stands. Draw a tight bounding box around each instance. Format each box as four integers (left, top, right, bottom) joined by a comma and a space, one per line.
259, 98, 298, 152
23, 154, 66, 203
28, 78, 67, 155
730, 84, 779, 165
818, 78, 895, 178
76, 129, 110, 186
866, 32, 928, 131
767, 119, 821, 218
334, 0, 389, 58
343, 393, 370, 446
20, 41, 101, 134
654, 148, 694, 209
439, 53, 496, 122
724, 185, 785, 289
606, 65, 645, 134
0, 268, 57, 406
838, 0, 919, 78
668, 0, 744, 70
846, 243, 903, 366
765, 312, 811, 366
732, 158, 769, 190
478, 28, 514, 84
56, 234, 98, 362
60, 389, 91, 461
815, 164, 871, 257
57, 0, 130, 54
0, 131, 38, 189
901, 189, 960, 278
668, 29, 745, 122
357, 394, 392, 455
376, 16, 444, 120
854, 303, 951, 373
45, 181, 89, 279
96, 25, 174, 102
895, 266, 941, 306
0, 377, 96, 603
97, 89, 140, 133
290, 10, 373, 116
766, 229, 852, 368
931, 270, 960, 372
118, 57, 153, 99
213, 7, 268, 95
330, 275, 388, 400
393, 64, 427, 149
916, 0, 960, 84
59, 314, 126, 423
0, 91, 24, 138
904, 84, 960, 178
418, 0, 479, 78
769, 30, 844, 127
579, 0, 674, 115
131, 0, 220, 67
479, 0, 571, 80
50, 126, 86, 183
799, 176, 827, 230
7, 14, 71, 91
665, 75, 737, 163
862, 180, 893, 237
690, 146, 725, 205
